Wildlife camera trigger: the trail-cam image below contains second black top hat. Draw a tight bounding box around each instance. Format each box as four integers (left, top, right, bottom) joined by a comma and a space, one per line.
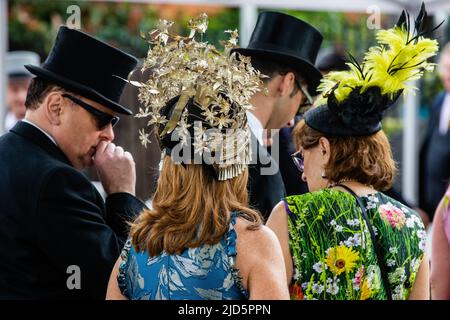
233, 11, 323, 96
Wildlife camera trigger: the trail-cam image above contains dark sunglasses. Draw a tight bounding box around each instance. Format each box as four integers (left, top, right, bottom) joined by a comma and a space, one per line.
279, 71, 313, 109
291, 150, 304, 173
62, 94, 119, 130
294, 78, 314, 109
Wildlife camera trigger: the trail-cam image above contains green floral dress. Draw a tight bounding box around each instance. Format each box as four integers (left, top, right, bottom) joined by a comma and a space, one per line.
284, 189, 426, 300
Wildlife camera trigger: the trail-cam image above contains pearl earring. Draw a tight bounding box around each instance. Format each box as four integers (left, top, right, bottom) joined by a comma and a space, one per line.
321, 171, 327, 179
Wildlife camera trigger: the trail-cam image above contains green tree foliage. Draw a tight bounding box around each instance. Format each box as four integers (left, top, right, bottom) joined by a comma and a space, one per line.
8, 1, 239, 59
9, 0, 158, 58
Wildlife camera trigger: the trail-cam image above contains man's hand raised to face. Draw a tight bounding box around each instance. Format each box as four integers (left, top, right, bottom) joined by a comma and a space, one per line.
93, 141, 136, 196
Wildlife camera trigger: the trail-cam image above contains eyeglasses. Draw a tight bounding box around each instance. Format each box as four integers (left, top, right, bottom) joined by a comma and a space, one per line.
294, 78, 314, 109
279, 71, 314, 115
62, 94, 119, 130
291, 150, 304, 173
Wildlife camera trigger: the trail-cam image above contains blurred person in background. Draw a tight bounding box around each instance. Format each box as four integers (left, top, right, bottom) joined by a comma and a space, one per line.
419, 42, 450, 223
316, 47, 348, 74
3, 51, 40, 133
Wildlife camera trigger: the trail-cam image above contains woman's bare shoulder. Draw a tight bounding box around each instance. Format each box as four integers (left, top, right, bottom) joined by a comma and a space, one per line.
234, 217, 281, 255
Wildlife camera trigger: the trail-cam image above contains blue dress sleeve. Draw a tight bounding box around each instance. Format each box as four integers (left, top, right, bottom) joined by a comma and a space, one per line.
117, 238, 133, 298
225, 212, 249, 299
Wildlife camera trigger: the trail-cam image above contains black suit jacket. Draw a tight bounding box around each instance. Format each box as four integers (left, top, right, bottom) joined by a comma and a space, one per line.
278, 125, 309, 196
247, 133, 286, 221
0, 122, 145, 299
419, 91, 450, 219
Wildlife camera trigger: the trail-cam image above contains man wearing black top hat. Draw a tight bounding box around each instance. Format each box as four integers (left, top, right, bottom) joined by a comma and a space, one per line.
232, 12, 323, 219
0, 26, 145, 299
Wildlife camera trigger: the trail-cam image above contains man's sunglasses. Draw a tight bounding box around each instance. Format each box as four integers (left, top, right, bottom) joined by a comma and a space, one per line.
291, 150, 304, 173
278, 71, 314, 109
294, 78, 314, 109
62, 94, 119, 130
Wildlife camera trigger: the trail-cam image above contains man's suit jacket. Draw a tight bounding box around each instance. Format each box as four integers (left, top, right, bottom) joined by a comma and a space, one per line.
247, 133, 286, 221
0, 121, 145, 299
278, 124, 309, 197
419, 91, 450, 219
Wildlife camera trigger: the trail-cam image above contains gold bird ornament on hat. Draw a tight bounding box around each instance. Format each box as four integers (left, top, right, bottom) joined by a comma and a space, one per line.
133, 13, 265, 181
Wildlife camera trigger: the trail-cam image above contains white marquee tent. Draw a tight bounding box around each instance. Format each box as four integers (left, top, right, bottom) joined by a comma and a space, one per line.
1, 0, 449, 203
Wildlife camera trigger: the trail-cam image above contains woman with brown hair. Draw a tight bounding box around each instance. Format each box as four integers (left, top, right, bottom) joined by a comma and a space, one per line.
105, 15, 288, 300
267, 6, 437, 300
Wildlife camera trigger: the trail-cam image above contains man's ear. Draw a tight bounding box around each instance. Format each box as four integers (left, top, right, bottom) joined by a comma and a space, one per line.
278, 72, 296, 96
44, 92, 63, 125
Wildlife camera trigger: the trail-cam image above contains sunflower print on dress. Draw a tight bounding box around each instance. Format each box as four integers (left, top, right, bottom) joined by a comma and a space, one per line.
284, 189, 426, 300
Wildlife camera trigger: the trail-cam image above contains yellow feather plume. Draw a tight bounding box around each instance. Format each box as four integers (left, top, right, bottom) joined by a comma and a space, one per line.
317, 23, 439, 105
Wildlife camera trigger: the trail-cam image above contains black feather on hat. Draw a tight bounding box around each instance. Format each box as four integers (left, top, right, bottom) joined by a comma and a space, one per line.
304, 3, 440, 137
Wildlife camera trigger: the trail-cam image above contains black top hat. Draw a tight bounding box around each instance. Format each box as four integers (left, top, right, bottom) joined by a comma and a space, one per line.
25, 26, 138, 115
317, 49, 349, 72
232, 11, 323, 96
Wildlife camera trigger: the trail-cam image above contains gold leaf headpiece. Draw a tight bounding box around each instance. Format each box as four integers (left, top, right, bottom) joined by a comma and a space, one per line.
134, 13, 264, 181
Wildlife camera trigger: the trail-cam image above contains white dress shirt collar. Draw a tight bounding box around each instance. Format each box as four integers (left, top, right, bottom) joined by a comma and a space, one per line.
246, 111, 264, 145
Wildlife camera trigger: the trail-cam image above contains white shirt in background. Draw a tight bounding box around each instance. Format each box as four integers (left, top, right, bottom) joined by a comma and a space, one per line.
438, 92, 450, 135
3, 112, 19, 133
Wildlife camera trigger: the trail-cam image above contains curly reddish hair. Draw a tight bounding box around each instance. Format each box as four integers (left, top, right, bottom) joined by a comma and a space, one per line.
130, 156, 262, 256
293, 120, 397, 191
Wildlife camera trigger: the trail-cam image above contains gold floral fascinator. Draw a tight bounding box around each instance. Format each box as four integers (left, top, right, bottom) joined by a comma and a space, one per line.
305, 3, 441, 137
133, 13, 264, 181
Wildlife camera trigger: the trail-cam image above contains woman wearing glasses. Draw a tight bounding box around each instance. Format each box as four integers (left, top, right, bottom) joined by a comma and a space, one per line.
267, 7, 435, 300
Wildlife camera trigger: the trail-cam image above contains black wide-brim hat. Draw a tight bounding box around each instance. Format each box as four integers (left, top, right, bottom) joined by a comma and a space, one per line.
304, 87, 402, 136
25, 26, 138, 115
232, 11, 323, 96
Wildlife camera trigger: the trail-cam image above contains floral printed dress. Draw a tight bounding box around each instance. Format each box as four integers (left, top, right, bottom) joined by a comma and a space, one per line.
284, 189, 426, 300
117, 213, 248, 300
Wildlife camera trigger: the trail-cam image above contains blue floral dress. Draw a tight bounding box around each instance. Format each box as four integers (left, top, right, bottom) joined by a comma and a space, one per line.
284, 189, 426, 300
117, 213, 248, 300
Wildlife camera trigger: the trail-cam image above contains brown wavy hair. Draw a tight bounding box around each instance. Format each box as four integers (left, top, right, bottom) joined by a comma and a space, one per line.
293, 120, 396, 191
130, 156, 262, 256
